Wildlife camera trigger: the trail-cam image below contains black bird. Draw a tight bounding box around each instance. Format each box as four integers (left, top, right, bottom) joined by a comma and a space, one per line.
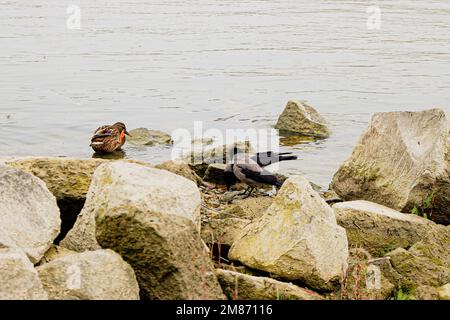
252, 150, 298, 167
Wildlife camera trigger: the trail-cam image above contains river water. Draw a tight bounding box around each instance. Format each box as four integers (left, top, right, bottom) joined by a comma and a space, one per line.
1, 0, 449, 187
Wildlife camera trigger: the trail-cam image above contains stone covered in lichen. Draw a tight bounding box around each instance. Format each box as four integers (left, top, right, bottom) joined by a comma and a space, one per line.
229, 175, 348, 291
275, 100, 330, 138
216, 269, 324, 300
333, 200, 437, 257
2, 157, 153, 203
331, 108, 449, 225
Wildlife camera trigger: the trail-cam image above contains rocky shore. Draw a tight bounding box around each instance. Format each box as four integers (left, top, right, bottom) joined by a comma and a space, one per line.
0, 106, 449, 300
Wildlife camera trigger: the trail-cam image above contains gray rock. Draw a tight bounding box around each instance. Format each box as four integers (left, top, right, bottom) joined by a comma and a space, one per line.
37, 249, 140, 300
2, 157, 153, 244
333, 200, 436, 256
0, 248, 48, 300
229, 175, 349, 291
66, 161, 223, 300
0, 165, 61, 263
275, 100, 330, 138
409, 285, 439, 300
408, 225, 450, 268
331, 108, 449, 225
61, 161, 202, 252
386, 248, 450, 288
127, 128, 172, 146
216, 269, 323, 300
2, 157, 111, 204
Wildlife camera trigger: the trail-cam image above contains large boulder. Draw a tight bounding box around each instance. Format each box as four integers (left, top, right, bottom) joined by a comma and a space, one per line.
0, 165, 60, 263
331, 109, 449, 225
0, 248, 48, 300
408, 225, 450, 268
37, 249, 140, 300
2, 157, 153, 203
385, 248, 450, 288
60, 161, 223, 299
2, 157, 110, 204
229, 175, 349, 291
60, 161, 202, 252
2, 157, 153, 242
155, 160, 201, 184
216, 269, 323, 300
275, 100, 330, 138
333, 200, 435, 256
127, 128, 172, 146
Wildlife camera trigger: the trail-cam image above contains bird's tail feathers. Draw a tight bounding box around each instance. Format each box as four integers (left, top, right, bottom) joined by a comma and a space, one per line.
278, 155, 298, 162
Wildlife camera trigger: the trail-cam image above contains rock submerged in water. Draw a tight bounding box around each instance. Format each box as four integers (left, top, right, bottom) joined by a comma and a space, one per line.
0, 165, 61, 264
37, 249, 140, 300
229, 175, 349, 291
333, 200, 436, 257
331, 108, 449, 225
275, 100, 330, 138
127, 128, 172, 146
0, 248, 48, 300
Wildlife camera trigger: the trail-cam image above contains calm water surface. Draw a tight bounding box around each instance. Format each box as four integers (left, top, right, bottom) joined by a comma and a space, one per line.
1, 0, 449, 187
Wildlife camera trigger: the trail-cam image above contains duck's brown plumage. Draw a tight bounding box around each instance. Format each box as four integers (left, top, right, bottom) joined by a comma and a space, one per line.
90, 122, 129, 154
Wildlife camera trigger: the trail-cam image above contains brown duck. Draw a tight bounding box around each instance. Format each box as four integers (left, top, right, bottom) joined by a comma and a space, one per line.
90, 122, 130, 154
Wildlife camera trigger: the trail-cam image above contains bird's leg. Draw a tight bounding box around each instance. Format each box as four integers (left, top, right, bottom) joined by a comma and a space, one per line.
239, 187, 251, 196
243, 187, 255, 199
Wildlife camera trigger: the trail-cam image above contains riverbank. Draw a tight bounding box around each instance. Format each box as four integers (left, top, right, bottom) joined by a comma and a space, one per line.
0, 108, 449, 300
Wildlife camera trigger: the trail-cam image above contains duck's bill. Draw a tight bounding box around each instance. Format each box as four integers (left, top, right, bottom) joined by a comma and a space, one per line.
124, 130, 131, 136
